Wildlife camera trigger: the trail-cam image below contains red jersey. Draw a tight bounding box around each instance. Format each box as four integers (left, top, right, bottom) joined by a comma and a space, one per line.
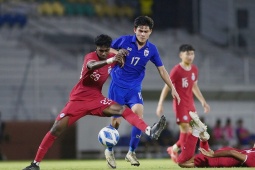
194, 147, 255, 167
170, 64, 198, 122
69, 51, 115, 101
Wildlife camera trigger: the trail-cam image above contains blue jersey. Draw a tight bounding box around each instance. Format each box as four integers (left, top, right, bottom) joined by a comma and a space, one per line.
110, 35, 163, 88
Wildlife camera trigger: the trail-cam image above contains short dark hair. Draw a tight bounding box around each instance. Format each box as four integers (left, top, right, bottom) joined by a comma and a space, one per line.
134, 16, 154, 29
179, 44, 195, 52
94, 34, 112, 47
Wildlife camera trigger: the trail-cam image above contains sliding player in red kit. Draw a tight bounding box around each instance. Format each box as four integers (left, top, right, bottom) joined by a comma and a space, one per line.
22, 34, 166, 170
177, 111, 255, 168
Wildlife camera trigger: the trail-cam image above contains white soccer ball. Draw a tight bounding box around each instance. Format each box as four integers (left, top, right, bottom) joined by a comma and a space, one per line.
98, 126, 120, 147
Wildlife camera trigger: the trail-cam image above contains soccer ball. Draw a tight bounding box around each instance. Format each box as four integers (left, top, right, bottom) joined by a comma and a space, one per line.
98, 126, 119, 147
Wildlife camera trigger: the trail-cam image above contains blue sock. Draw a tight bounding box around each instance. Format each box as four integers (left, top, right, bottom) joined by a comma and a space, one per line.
106, 124, 115, 151
129, 126, 142, 152
107, 147, 113, 151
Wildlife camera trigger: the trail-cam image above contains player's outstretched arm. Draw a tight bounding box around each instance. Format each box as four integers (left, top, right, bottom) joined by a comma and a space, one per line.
192, 81, 210, 113
199, 148, 246, 162
157, 66, 180, 104
156, 84, 170, 117
87, 50, 128, 70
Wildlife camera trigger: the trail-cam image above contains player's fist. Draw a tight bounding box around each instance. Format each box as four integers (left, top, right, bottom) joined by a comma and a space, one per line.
115, 49, 128, 67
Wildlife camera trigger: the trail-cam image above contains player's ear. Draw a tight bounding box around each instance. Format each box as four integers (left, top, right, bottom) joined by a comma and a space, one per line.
133, 27, 136, 33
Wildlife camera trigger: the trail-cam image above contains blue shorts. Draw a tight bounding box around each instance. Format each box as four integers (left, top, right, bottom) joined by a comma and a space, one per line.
108, 81, 143, 113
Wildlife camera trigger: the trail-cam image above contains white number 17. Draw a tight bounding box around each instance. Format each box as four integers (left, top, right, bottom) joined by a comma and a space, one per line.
131, 57, 140, 66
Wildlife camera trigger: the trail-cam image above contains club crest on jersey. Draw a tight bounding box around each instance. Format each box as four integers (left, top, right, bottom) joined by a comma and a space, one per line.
191, 73, 196, 81
144, 48, 149, 57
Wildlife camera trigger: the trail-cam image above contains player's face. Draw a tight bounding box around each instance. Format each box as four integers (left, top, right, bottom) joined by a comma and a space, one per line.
180, 50, 195, 65
96, 46, 110, 60
134, 26, 152, 45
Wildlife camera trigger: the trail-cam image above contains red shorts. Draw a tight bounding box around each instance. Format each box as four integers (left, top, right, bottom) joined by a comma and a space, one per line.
174, 107, 195, 124
56, 95, 117, 126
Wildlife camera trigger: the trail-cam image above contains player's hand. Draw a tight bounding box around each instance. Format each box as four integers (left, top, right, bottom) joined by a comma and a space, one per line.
115, 49, 129, 68
199, 148, 214, 157
171, 88, 180, 105
202, 102, 210, 113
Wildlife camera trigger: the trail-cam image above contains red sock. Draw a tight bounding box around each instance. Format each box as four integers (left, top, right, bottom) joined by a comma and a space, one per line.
176, 132, 188, 148
122, 108, 148, 132
177, 134, 198, 163
200, 141, 210, 151
35, 132, 57, 162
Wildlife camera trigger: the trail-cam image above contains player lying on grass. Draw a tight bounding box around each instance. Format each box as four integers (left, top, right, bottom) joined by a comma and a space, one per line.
177, 111, 255, 168
22, 34, 166, 170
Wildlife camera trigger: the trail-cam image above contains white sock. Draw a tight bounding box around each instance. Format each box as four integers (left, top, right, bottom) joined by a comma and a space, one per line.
33, 161, 40, 166
145, 126, 151, 136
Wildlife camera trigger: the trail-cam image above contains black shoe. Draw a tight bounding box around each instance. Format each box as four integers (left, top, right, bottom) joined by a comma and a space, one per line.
150, 115, 167, 140
23, 163, 40, 170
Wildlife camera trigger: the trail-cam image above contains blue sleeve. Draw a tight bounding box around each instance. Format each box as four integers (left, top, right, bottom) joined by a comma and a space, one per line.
111, 36, 126, 49
150, 46, 163, 67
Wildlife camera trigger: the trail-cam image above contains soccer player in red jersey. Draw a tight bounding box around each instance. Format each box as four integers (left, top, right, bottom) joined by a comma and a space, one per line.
22, 34, 166, 170
177, 112, 255, 168
156, 44, 210, 162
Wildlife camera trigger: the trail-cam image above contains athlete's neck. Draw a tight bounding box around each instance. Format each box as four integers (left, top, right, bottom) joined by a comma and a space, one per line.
136, 40, 146, 50
179, 62, 191, 71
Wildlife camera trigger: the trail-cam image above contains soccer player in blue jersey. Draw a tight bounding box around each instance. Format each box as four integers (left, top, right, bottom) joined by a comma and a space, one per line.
104, 16, 180, 168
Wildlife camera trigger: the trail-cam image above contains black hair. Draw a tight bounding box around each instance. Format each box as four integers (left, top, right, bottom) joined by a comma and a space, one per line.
94, 34, 112, 47
134, 16, 154, 29
179, 44, 195, 52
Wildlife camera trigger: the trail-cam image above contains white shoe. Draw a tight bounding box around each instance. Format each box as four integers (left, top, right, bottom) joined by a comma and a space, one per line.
105, 149, 116, 169
199, 131, 210, 141
189, 111, 207, 131
125, 152, 140, 166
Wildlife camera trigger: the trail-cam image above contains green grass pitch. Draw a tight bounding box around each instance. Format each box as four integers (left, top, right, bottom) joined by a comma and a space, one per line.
0, 159, 249, 170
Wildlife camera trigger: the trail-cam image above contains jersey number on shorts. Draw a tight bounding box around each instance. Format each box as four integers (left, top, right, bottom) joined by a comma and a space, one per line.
100, 98, 112, 105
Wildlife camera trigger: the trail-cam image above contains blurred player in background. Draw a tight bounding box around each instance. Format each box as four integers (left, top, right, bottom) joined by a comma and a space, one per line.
105, 15, 180, 168
22, 34, 167, 170
177, 112, 255, 168
156, 44, 210, 162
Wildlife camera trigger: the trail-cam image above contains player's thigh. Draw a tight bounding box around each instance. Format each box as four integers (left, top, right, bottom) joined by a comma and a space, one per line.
125, 85, 143, 109
58, 97, 111, 126
57, 101, 90, 126
179, 122, 191, 133
131, 104, 144, 117
103, 103, 124, 116
108, 81, 126, 105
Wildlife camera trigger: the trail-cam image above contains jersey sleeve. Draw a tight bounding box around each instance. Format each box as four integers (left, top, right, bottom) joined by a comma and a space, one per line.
111, 36, 126, 49
150, 46, 163, 67
193, 65, 199, 81
170, 66, 178, 83
84, 53, 96, 67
